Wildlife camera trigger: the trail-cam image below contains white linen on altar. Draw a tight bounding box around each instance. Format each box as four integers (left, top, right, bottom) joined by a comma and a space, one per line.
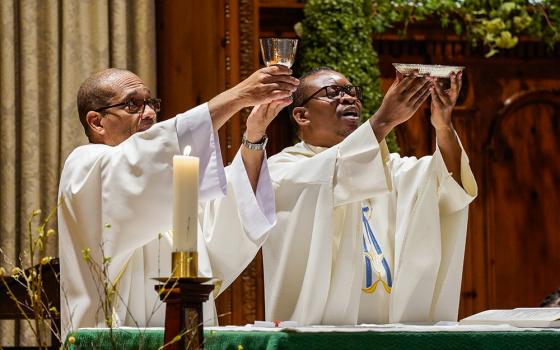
263, 121, 477, 326
58, 103, 275, 336
206, 323, 560, 333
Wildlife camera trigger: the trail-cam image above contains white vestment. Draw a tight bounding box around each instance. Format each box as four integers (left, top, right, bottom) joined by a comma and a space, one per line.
58, 103, 275, 336
264, 122, 477, 325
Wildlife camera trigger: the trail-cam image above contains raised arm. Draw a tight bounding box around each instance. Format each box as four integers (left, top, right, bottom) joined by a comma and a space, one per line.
430, 72, 463, 186
241, 100, 291, 192
368, 70, 464, 186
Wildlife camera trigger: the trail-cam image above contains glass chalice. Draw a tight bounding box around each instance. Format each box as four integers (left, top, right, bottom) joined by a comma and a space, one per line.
259, 38, 298, 68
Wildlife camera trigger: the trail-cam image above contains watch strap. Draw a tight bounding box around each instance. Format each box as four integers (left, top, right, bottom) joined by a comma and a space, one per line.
242, 133, 268, 151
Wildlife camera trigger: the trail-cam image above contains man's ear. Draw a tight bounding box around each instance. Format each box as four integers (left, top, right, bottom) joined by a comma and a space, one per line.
86, 111, 105, 138
292, 107, 311, 128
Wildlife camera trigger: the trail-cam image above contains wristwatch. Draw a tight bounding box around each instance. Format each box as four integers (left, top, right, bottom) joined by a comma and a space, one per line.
242, 133, 268, 151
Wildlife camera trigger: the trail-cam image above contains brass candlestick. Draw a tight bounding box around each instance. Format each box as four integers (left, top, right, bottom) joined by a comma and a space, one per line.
155, 251, 215, 349
172, 251, 198, 278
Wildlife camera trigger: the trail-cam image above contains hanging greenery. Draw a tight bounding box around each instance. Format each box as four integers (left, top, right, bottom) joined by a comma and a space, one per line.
297, 0, 400, 152
371, 0, 560, 57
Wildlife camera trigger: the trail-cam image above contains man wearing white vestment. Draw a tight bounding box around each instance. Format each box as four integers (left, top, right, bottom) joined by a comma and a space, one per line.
58, 66, 298, 335
264, 67, 478, 325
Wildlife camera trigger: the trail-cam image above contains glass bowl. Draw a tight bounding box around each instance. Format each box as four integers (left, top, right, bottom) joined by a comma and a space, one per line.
392, 63, 465, 78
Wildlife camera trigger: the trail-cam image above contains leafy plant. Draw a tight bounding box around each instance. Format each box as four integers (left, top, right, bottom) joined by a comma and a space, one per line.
0, 207, 66, 350
371, 0, 560, 57
0, 208, 172, 349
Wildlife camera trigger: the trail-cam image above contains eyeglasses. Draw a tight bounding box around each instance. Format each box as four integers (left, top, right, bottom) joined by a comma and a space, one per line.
94, 97, 162, 115
298, 85, 363, 107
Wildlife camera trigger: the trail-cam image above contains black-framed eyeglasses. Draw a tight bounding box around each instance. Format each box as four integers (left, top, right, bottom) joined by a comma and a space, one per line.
94, 97, 162, 115
298, 85, 363, 107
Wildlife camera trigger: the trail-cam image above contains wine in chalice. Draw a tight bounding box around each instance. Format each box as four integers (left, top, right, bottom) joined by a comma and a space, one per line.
260, 38, 298, 68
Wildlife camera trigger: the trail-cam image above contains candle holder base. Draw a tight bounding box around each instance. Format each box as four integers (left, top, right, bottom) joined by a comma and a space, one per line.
153, 276, 213, 284
154, 277, 215, 350
172, 251, 198, 278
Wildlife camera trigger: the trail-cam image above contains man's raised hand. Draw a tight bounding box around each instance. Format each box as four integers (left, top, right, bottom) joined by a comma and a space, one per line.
430, 71, 462, 130
208, 65, 298, 131
245, 99, 292, 142
369, 71, 431, 141
241, 99, 292, 193
234, 65, 299, 107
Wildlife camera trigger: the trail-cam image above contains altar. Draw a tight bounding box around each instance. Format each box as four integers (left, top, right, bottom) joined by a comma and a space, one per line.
67, 324, 560, 350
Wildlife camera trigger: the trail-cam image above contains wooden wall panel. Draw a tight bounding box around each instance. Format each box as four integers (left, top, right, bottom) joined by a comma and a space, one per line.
156, 0, 225, 122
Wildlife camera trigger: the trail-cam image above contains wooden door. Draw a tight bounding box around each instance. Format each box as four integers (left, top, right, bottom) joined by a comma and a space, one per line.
486, 90, 560, 308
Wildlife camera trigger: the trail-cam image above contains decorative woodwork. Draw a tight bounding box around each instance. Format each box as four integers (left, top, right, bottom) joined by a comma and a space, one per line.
220, 0, 265, 327
155, 279, 215, 350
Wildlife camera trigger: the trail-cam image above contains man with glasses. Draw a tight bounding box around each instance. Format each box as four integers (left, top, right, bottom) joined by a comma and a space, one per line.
58, 67, 297, 334
260, 67, 477, 325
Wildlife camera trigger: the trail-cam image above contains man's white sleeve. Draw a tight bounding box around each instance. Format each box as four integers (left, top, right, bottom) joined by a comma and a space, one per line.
176, 103, 227, 202
228, 151, 276, 243
201, 149, 276, 294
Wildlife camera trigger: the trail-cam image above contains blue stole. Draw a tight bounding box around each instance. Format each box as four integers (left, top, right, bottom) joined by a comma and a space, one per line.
362, 206, 392, 294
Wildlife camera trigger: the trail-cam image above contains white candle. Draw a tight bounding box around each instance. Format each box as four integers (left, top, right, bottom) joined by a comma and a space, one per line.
173, 146, 199, 252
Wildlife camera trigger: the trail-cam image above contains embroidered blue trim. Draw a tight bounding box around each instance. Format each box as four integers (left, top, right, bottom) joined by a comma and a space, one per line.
362, 206, 393, 288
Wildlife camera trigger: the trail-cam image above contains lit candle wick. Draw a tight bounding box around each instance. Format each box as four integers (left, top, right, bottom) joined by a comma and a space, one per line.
183, 145, 191, 156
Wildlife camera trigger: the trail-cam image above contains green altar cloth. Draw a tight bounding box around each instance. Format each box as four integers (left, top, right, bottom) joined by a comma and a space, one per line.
67, 327, 560, 350
205, 330, 560, 350
66, 328, 164, 349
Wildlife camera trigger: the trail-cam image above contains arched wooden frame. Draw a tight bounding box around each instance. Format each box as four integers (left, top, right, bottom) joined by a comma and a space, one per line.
486, 89, 560, 155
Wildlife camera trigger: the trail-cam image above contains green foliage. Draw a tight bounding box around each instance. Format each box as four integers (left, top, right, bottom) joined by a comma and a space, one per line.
299, 0, 399, 152
371, 0, 560, 57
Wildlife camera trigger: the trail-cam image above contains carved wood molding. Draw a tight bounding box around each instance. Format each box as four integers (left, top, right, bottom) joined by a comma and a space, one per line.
486, 88, 560, 150
238, 0, 258, 136
217, 0, 263, 325
241, 260, 258, 323
239, 0, 256, 80
237, 0, 261, 324
501, 89, 560, 115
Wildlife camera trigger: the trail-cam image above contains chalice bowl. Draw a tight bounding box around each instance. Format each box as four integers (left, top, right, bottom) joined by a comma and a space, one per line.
260, 38, 298, 68
393, 63, 465, 90
392, 63, 465, 78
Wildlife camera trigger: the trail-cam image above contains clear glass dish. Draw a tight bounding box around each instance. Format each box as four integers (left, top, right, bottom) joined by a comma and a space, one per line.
392, 63, 465, 78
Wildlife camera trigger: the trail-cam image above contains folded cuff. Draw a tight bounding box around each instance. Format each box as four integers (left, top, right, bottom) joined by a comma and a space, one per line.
228, 150, 276, 244
434, 142, 478, 213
